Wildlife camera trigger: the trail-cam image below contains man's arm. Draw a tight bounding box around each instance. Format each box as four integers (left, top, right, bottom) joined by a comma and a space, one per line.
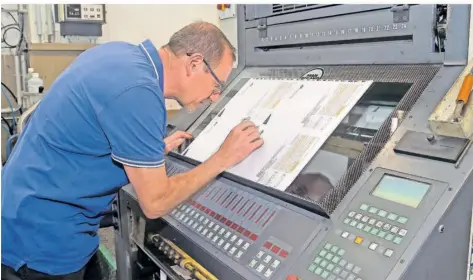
125, 120, 263, 219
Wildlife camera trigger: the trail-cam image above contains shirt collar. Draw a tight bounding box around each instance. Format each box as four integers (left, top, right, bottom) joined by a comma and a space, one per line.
140, 39, 164, 91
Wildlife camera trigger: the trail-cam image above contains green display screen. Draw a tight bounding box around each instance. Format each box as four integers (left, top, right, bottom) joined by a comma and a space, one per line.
371, 174, 430, 208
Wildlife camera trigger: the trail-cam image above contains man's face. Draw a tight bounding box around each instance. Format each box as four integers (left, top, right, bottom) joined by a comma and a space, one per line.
177, 49, 233, 111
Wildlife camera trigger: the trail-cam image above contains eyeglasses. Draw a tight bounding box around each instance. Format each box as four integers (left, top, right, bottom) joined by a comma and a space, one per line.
187, 53, 224, 95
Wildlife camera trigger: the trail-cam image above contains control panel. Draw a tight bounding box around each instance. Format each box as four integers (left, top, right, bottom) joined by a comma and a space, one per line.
151, 156, 328, 280
56, 4, 105, 22
286, 168, 448, 280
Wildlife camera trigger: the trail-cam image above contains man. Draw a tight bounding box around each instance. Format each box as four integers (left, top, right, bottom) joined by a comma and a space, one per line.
1, 22, 263, 279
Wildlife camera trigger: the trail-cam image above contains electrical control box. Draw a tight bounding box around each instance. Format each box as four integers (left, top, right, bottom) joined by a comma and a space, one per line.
56, 4, 105, 23
54, 4, 105, 37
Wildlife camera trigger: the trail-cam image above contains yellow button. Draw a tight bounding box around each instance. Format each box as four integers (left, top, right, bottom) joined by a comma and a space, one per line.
354, 236, 364, 244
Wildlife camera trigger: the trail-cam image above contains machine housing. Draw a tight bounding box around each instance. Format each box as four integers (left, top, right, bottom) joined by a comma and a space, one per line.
114, 4, 473, 280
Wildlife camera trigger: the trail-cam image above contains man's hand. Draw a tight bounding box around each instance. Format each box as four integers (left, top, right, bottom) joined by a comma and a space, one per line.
164, 131, 193, 153
214, 120, 264, 169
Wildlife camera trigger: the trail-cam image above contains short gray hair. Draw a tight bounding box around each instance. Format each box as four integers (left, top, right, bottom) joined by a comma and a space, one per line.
165, 21, 236, 67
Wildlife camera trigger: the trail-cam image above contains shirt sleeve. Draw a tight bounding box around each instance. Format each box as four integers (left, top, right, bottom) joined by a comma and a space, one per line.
98, 84, 166, 168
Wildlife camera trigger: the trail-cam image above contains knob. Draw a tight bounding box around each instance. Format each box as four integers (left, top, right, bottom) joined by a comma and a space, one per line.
286, 275, 300, 280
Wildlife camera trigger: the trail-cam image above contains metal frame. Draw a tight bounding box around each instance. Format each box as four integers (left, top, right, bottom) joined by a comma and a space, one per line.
115, 4, 473, 280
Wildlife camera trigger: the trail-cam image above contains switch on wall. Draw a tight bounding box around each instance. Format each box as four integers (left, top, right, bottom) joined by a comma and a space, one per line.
217, 4, 235, 20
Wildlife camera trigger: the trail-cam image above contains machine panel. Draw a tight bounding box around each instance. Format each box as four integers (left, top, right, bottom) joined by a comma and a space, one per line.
141, 155, 328, 280
114, 4, 473, 280
287, 168, 448, 280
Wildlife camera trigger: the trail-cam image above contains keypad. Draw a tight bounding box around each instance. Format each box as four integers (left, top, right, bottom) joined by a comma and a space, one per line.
249, 251, 284, 278
339, 229, 396, 259
345, 206, 408, 246
248, 239, 289, 278
171, 201, 257, 262
308, 243, 363, 280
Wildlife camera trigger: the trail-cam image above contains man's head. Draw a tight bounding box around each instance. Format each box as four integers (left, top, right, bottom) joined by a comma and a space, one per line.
160, 21, 236, 111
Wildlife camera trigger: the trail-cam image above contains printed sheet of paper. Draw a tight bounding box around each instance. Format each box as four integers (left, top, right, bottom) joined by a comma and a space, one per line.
183, 78, 373, 191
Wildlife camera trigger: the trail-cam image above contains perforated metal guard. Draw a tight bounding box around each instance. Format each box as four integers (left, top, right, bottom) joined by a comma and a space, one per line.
309, 64, 442, 214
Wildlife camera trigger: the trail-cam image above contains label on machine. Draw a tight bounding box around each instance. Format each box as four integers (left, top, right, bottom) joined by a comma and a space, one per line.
183, 78, 373, 191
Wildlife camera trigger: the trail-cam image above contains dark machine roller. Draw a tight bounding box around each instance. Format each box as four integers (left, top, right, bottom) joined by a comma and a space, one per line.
113, 4, 473, 280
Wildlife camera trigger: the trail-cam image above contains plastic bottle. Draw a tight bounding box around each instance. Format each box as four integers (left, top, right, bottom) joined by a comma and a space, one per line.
26, 68, 34, 80
27, 73, 44, 94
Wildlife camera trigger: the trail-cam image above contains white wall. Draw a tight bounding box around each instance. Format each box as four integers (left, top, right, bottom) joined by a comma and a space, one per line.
100, 4, 220, 45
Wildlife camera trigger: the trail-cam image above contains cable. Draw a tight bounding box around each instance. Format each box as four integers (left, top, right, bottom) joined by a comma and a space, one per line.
2, 82, 18, 103
2, 116, 13, 134
2, 23, 21, 48
6, 134, 18, 160
2, 123, 11, 136
1, 82, 23, 114
1, 8, 19, 24
1, 85, 17, 132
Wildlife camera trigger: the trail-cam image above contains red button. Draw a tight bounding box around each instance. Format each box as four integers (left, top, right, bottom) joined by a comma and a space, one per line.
264, 242, 272, 249
231, 223, 238, 230
286, 275, 300, 280
250, 234, 258, 241
221, 217, 227, 223
226, 221, 232, 226
271, 245, 281, 254
216, 214, 221, 220
279, 250, 288, 258
243, 230, 250, 237
237, 226, 244, 233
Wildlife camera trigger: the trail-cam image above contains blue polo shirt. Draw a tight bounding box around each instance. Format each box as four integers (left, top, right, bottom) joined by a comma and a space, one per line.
1, 39, 167, 275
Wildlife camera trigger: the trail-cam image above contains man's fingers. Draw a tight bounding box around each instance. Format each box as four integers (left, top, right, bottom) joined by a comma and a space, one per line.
250, 138, 264, 148
173, 131, 193, 139
247, 130, 261, 141
236, 120, 256, 131
169, 138, 186, 147
244, 126, 259, 136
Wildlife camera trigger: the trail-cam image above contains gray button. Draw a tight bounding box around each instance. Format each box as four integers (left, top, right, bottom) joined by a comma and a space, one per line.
333, 267, 342, 274
346, 263, 354, 270
340, 270, 349, 278
347, 275, 356, 280
390, 226, 399, 234
384, 249, 394, 257
236, 251, 243, 259
328, 275, 336, 280
339, 259, 347, 266
353, 266, 362, 274
256, 264, 265, 273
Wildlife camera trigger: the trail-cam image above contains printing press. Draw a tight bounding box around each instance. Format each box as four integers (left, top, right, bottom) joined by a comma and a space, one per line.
113, 4, 473, 280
